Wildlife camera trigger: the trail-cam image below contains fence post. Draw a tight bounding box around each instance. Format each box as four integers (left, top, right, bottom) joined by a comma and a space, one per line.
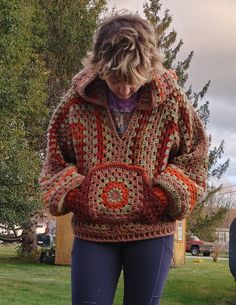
229, 218, 236, 281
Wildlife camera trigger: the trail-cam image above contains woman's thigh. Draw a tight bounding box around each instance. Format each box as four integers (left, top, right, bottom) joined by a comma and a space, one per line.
123, 235, 174, 305
71, 238, 122, 305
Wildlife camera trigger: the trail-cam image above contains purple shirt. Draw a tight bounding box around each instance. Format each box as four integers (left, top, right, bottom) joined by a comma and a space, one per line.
107, 87, 141, 136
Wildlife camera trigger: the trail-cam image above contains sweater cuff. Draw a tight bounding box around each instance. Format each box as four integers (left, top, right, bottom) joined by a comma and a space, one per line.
155, 165, 203, 220
41, 165, 85, 216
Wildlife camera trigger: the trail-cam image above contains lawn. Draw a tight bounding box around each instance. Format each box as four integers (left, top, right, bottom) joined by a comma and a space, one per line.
0, 245, 235, 305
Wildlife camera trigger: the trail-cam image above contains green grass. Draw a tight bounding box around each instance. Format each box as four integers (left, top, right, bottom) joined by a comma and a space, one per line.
0, 245, 235, 305
161, 260, 236, 305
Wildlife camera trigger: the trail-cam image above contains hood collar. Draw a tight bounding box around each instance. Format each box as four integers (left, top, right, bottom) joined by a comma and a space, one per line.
72, 65, 175, 110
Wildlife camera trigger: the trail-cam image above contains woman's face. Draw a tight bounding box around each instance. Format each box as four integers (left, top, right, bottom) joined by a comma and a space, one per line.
105, 78, 143, 100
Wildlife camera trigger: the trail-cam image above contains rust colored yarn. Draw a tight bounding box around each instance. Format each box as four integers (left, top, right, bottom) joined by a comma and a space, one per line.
39, 66, 208, 242
67, 162, 168, 225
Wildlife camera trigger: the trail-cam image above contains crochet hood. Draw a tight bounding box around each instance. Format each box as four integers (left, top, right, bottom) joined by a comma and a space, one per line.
71, 65, 177, 110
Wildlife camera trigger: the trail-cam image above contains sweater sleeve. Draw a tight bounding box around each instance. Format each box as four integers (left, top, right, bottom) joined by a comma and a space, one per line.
154, 88, 209, 221
39, 89, 85, 216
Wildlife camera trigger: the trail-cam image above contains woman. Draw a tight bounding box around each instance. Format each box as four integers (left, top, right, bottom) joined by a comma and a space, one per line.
39, 12, 208, 305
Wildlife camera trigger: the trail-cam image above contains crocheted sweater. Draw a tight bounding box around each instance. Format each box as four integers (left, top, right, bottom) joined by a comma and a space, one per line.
39, 66, 209, 242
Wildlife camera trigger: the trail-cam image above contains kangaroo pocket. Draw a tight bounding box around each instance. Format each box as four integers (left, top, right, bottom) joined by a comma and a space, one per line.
75, 162, 166, 225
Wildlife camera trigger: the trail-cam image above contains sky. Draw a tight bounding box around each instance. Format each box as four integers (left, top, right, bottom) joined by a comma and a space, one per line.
108, 0, 236, 190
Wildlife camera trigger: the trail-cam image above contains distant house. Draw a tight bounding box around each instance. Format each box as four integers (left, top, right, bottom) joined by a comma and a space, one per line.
215, 208, 236, 249
200, 207, 236, 249
215, 227, 230, 248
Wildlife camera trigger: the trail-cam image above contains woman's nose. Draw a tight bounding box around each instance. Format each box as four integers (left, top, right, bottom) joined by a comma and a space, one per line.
119, 85, 131, 97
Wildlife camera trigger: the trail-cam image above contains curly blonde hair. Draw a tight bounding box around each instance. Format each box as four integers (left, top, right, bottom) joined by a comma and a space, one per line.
82, 12, 164, 84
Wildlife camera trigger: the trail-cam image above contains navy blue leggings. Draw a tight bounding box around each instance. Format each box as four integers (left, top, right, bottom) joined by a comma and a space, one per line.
71, 235, 174, 305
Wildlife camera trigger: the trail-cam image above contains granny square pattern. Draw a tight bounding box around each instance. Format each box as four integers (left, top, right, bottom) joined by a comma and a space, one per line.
71, 162, 167, 225
39, 67, 209, 242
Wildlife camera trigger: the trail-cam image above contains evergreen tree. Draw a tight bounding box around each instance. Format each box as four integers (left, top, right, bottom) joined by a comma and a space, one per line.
0, 0, 49, 252
0, 0, 107, 254
143, 0, 229, 241
38, 0, 107, 111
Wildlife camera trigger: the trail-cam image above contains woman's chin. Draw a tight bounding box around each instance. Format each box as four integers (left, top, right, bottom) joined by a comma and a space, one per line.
116, 94, 130, 100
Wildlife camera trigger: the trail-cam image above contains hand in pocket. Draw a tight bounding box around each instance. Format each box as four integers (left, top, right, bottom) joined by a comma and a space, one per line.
66, 162, 169, 225
141, 186, 169, 224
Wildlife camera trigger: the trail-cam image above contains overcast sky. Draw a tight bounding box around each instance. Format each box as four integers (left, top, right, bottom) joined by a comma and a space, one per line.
108, 0, 236, 188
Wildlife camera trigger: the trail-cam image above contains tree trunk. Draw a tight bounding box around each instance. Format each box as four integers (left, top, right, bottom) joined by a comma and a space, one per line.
21, 218, 37, 255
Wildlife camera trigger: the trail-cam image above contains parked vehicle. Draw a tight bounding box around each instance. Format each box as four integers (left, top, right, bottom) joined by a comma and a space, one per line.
37, 233, 55, 264
186, 235, 213, 256
37, 233, 53, 247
